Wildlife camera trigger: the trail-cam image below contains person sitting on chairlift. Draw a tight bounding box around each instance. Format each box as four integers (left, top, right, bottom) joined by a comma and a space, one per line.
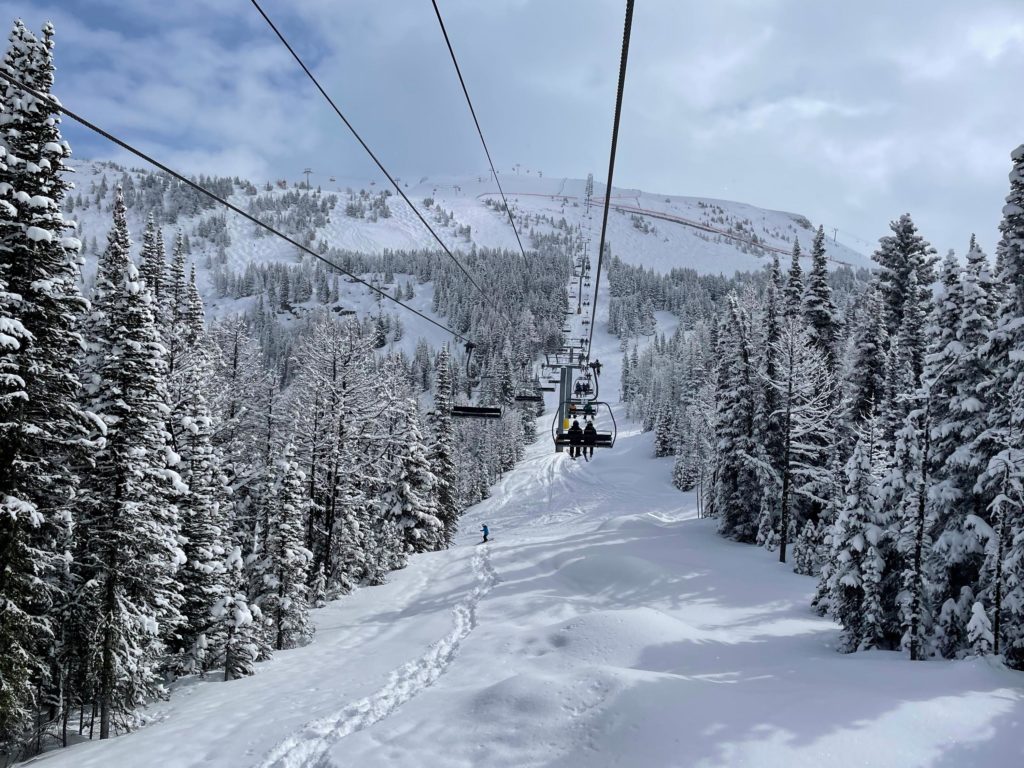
582, 420, 597, 460
583, 401, 595, 417
568, 419, 584, 459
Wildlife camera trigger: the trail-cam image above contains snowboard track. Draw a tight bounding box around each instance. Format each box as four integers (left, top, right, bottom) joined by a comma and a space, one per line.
256, 546, 498, 768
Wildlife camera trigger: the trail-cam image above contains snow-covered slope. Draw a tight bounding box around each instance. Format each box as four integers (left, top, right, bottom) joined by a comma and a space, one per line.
67, 161, 870, 299
30, 267, 1023, 768
32, 423, 1024, 767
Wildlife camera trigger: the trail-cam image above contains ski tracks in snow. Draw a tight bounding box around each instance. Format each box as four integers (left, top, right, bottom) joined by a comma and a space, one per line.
256, 546, 499, 768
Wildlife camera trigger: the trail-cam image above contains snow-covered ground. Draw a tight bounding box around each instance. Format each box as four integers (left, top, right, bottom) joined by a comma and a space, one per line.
29, 259, 1024, 768
30, 417, 1024, 768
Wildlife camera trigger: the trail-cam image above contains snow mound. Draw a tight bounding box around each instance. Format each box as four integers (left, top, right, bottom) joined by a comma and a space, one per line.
552, 553, 674, 598
532, 608, 702, 668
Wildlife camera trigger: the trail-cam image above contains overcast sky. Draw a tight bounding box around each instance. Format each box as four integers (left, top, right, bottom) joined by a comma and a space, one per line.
8, 0, 1024, 257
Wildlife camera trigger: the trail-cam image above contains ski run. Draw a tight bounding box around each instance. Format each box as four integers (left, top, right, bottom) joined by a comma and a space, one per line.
2, 9, 1024, 768
29, 412, 1024, 768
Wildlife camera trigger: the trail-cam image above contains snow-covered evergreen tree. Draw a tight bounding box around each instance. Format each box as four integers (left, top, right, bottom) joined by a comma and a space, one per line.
966, 600, 994, 656
139, 212, 165, 309
802, 225, 840, 376
253, 442, 313, 651
387, 397, 442, 554
216, 546, 261, 681
170, 366, 231, 676
973, 145, 1024, 668
76, 190, 185, 738
0, 21, 89, 748
824, 415, 886, 651
845, 284, 889, 430
712, 296, 762, 542
429, 346, 460, 547
873, 213, 938, 340
784, 239, 803, 317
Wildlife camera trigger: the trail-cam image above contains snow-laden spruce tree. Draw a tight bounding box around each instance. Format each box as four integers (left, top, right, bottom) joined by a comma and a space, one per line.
872, 213, 938, 340
713, 295, 762, 542
966, 600, 995, 656
920, 252, 969, 609
139, 212, 165, 310
429, 345, 460, 547
973, 144, 1024, 668
760, 253, 785, 469
216, 546, 261, 681
0, 20, 90, 749
388, 397, 443, 554
327, 438, 371, 593
844, 284, 889, 431
934, 586, 975, 660
653, 406, 677, 458
784, 239, 803, 318
924, 244, 999, 653
822, 410, 888, 651
892, 404, 936, 660
170, 351, 232, 677
253, 442, 313, 651
76, 189, 185, 738
163, 231, 188, 377
792, 519, 824, 576
802, 225, 840, 377
882, 288, 926, 445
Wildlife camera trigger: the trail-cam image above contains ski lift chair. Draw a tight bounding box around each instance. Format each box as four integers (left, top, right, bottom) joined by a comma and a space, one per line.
514, 393, 545, 404
452, 404, 502, 419
551, 401, 617, 451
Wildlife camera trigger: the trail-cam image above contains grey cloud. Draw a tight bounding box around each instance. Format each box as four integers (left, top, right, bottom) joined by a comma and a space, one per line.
5, 0, 1022, 258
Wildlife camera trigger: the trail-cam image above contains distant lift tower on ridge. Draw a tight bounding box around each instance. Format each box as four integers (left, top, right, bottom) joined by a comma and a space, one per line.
303, 168, 313, 189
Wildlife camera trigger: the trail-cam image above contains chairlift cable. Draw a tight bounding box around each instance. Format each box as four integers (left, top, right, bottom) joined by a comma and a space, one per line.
430, 0, 531, 268
586, 0, 634, 352
248, 0, 514, 328
0, 70, 475, 345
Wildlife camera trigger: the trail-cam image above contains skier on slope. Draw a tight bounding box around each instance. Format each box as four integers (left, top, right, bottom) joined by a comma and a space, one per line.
481, 523, 489, 543
567, 419, 583, 459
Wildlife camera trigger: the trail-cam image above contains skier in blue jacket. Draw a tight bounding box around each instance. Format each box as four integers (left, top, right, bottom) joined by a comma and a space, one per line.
481, 524, 489, 543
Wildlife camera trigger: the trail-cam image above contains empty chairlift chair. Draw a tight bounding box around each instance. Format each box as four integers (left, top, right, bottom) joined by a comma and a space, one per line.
452, 404, 502, 419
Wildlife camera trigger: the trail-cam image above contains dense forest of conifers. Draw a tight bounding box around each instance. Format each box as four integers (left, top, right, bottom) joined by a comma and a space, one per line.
4, 13, 1023, 767
619, 174, 1024, 668
0, 21, 575, 764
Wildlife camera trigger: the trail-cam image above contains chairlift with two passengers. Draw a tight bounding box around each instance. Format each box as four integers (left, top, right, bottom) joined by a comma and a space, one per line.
552, 400, 617, 450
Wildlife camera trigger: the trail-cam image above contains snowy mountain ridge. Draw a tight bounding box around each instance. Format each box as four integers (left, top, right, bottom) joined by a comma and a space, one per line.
65, 160, 870, 301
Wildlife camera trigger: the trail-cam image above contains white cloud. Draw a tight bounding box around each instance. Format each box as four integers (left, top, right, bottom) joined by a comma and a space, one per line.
2, 0, 1021, 257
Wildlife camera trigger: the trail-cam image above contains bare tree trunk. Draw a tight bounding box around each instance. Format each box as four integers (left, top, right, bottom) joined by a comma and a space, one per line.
993, 467, 1008, 655
99, 567, 118, 739
909, 407, 932, 661
779, 361, 795, 564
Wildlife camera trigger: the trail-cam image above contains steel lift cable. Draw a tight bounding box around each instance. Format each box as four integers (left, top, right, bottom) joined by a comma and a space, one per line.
429, 0, 530, 268
0, 69, 475, 345
586, 0, 635, 353
248, 0, 513, 328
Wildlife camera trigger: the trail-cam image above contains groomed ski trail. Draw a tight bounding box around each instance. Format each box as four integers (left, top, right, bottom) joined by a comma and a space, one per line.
256, 546, 499, 768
